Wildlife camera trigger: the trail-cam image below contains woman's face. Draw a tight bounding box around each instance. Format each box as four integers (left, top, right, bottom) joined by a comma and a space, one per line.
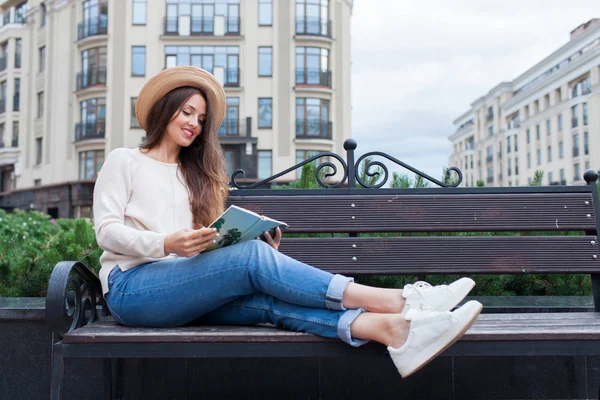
164, 93, 207, 148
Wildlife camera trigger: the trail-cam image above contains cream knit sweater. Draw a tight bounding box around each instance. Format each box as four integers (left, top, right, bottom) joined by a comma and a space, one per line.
93, 148, 193, 295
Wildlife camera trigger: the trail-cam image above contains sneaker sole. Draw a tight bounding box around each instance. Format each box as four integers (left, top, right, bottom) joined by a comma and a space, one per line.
399, 300, 483, 378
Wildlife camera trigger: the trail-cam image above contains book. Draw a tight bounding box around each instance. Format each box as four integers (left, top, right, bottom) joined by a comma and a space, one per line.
204, 205, 288, 252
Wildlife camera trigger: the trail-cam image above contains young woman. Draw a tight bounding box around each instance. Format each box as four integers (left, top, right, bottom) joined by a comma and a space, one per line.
93, 66, 482, 378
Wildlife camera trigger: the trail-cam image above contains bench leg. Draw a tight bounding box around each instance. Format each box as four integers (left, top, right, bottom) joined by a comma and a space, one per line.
50, 343, 64, 400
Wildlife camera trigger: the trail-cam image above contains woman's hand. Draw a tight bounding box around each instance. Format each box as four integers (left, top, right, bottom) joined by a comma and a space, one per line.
261, 227, 282, 251
164, 227, 218, 257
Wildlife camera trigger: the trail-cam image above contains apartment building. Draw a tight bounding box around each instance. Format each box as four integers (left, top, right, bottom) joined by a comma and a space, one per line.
0, 0, 353, 218
449, 19, 600, 188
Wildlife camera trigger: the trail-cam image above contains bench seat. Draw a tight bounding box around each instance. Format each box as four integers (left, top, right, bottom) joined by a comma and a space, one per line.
64, 312, 600, 344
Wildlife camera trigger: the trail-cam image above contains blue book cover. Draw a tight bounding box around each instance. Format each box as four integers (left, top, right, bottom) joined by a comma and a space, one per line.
205, 205, 288, 252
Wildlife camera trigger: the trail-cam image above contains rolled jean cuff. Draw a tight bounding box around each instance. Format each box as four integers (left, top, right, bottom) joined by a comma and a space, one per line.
325, 274, 353, 310
337, 308, 369, 347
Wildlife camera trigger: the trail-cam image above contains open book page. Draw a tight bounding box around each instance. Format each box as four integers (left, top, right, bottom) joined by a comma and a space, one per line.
204, 205, 288, 252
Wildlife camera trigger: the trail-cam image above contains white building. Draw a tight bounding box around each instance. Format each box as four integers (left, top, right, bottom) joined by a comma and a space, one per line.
450, 19, 600, 187
0, 0, 353, 217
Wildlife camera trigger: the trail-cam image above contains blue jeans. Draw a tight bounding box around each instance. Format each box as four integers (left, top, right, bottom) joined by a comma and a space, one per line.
104, 240, 368, 347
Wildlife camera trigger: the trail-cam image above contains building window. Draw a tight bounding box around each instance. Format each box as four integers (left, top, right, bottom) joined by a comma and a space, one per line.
80, 0, 108, 39
536, 149, 541, 166
514, 134, 518, 152
296, 150, 321, 179
79, 47, 107, 90
535, 124, 540, 140
13, 78, 19, 112
546, 119, 550, 136
132, 46, 146, 76
35, 138, 42, 165
486, 106, 494, 121
218, 98, 241, 136
131, 97, 140, 128
560, 168, 565, 184
40, 3, 46, 27
258, 150, 272, 179
37, 92, 44, 118
583, 102, 588, 126
258, 98, 272, 128
574, 163, 580, 181
296, 0, 330, 36
14, 2, 27, 24
15, 38, 21, 68
527, 152, 531, 168
584, 131, 589, 155
39, 46, 46, 72
571, 104, 578, 128
296, 98, 330, 139
165, 46, 240, 87
544, 94, 550, 109
78, 98, 106, 140
79, 151, 105, 180
0, 123, 4, 146
547, 146, 552, 162
526, 128, 530, 144
0, 80, 6, 114
573, 134, 580, 158
258, 0, 272, 26
11, 121, 18, 147
488, 126, 494, 137
132, 0, 146, 25
258, 46, 272, 77
296, 47, 330, 86
559, 141, 564, 159
164, 0, 240, 35
507, 136, 511, 153
515, 157, 519, 175
558, 114, 563, 131
508, 159, 512, 176
548, 172, 553, 185
555, 87, 562, 103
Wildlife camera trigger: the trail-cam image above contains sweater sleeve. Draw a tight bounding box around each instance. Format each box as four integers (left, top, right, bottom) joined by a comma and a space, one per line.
93, 149, 167, 258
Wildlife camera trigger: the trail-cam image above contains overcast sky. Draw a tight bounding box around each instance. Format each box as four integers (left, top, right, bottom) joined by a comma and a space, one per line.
350, 0, 599, 184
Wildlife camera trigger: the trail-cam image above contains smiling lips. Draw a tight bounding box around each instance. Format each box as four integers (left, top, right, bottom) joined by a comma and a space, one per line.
182, 128, 194, 139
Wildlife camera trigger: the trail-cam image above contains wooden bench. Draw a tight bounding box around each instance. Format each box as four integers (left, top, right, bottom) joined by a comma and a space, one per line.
45, 139, 600, 399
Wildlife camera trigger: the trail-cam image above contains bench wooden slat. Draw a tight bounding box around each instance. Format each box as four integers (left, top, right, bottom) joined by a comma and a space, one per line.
229, 192, 597, 233
277, 235, 600, 274
62, 313, 600, 344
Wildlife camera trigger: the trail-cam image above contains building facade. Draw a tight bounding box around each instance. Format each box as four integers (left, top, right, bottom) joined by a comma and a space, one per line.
0, 0, 353, 217
450, 19, 600, 188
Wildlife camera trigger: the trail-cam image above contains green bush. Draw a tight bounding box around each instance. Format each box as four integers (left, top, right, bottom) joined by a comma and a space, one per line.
0, 209, 100, 297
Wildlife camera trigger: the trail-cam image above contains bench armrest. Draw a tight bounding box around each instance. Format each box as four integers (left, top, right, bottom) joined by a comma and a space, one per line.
45, 261, 108, 339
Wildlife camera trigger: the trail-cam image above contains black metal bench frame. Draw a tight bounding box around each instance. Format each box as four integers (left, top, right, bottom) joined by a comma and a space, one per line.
45, 139, 600, 399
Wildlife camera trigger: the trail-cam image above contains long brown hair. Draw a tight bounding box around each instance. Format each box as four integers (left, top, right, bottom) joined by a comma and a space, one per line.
140, 86, 229, 228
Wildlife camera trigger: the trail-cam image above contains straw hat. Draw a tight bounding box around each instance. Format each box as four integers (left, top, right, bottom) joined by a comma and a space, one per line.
135, 66, 226, 131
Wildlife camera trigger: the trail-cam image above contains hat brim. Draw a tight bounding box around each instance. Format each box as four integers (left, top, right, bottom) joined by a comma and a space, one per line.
135, 66, 226, 131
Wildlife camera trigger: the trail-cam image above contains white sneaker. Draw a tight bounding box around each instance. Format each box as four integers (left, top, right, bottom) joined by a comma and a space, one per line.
388, 300, 483, 378
402, 277, 475, 320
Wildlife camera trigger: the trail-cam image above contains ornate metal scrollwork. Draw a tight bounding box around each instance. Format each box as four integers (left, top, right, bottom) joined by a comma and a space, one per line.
46, 261, 108, 339
230, 152, 348, 189
354, 151, 463, 188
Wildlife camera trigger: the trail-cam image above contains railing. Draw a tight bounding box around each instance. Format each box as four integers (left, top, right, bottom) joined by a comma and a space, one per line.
296, 68, 331, 87
572, 118, 578, 128
0, 56, 6, 72
77, 17, 108, 40
76, 67, 107, 91
217, 118, 250, 137
224, 68, 240, 87
75, 121, 106, 142
296, 119, 332, 140
164, 16, 241, 36
573, 147, 580, 158
296, 17, 332, 38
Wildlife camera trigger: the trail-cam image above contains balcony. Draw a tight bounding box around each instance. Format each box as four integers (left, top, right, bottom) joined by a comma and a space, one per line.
295, 17, 332, 38
76, 67, 107, 91
0, 56, 6, 72
296, 119, 333, 140
77, 17, 108, 41
296, 68, 331, 87
573, 147, 580, 158
163, 16, 241, 36
572, 118, 578, 128
224, 68, 240, 87
75, 121, 105, 142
